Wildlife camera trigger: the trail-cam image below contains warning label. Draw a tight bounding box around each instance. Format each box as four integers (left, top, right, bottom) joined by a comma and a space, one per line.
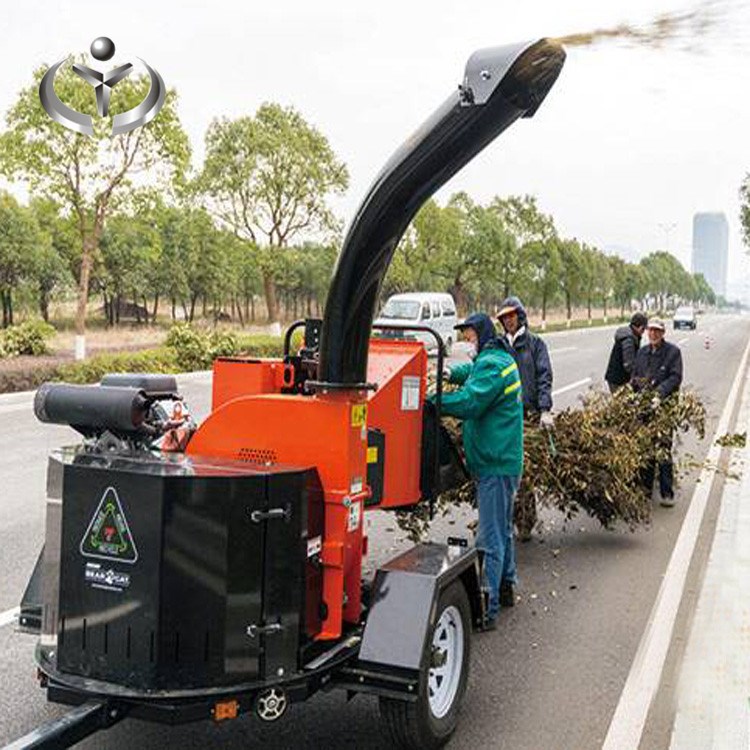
80, 486, 138, 564
351, 403, 367, 427
347, 500, 362, 532
401, 376, 420, 411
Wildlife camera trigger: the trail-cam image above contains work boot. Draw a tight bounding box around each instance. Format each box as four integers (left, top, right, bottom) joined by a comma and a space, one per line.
499, 579, 515, 608
660, 493, 676, 508
478, 615, 498, 632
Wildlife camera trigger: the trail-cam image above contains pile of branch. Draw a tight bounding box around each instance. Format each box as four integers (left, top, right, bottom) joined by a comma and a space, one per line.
396, 387, 705, 542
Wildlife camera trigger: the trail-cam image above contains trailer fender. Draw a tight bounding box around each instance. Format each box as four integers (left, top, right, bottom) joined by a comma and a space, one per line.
359, 543, 481, 671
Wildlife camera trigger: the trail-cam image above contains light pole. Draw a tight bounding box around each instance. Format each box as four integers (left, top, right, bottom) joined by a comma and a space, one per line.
658, 222, 677, 253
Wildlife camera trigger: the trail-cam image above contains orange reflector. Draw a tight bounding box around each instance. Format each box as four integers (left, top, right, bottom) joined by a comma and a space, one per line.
214, 699, 239, 722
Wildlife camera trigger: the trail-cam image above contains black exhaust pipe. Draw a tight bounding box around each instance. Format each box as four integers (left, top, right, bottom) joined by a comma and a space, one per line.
34, 383, 150, 435
317, 38, 565, 387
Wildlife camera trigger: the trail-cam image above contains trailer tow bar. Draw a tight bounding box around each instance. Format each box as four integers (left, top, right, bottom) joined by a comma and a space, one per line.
2, 700, 126, 750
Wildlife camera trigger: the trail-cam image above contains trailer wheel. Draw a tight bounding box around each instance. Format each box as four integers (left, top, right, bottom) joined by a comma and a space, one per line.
379, 580, 471, 750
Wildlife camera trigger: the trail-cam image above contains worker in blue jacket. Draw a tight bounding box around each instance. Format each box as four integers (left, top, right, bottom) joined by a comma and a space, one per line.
496, 296, 554, 540
434, 313, 524, 630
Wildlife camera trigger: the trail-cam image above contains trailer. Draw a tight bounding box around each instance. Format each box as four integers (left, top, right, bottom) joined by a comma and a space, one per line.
6, 37, 565, 750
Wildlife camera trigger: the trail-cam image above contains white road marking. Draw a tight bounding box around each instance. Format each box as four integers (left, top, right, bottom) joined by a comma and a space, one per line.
677, 337, 689, 346
668, 373, 750, 748
602, 333, 750, 750
552, 377, 592, 397
548, 346, 578, 355
0, 607, 19, 629
0, 371, 213, 416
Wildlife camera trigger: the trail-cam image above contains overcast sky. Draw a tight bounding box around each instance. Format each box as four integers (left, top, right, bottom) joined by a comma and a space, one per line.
1, 0, 749, 291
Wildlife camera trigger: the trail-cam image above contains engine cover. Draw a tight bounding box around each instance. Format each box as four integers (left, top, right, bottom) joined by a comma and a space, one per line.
53, 450, 322, 690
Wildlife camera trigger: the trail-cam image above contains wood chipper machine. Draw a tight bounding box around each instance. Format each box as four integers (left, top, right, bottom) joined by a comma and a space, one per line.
7, 38, 564, 750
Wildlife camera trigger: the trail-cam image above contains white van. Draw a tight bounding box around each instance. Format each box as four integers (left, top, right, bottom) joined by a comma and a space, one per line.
374, 292, 459, 354
673, 306, 697, 330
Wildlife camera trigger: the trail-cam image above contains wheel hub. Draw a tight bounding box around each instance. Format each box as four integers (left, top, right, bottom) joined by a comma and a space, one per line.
428, 604, 465, 719
256, 687, 288, 722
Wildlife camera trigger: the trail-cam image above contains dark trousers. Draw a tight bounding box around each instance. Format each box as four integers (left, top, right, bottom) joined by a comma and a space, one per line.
607, 380, 626, 394
641, 434, 674, 498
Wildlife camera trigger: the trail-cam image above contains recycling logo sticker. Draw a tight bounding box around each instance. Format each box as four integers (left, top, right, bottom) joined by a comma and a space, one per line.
80, 486, 138, 564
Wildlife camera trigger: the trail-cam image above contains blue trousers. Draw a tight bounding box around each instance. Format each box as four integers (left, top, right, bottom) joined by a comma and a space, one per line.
475, 474, 520, 618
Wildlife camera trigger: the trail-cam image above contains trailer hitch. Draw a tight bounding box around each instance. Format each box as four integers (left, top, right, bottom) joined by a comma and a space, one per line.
2, 699, 126, 750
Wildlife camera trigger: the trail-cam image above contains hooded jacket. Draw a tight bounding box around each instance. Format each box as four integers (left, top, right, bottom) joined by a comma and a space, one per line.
496, 297, 553, 414
605, 325, 642, 387
436, 313, 524, 477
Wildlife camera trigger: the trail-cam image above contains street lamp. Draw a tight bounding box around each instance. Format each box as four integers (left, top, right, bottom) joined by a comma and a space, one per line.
658, 222, 677, 253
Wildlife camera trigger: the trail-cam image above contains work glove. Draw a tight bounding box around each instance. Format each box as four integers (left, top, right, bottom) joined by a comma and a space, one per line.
442, 367, 452, 382
650, 394, 661, 411
539, 411, 554, 430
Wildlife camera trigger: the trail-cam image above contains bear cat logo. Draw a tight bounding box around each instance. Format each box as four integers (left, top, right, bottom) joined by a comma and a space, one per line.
80, 486, 138, 564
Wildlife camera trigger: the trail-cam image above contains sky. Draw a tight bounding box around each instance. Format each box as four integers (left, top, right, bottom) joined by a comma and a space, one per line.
1, 0, 749, 296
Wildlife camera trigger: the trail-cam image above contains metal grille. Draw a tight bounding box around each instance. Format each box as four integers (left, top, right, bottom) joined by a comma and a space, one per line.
237, 447, 277, 465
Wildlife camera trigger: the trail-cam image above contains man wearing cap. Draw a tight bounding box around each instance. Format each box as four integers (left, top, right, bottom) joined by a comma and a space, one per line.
434, 313, 523, 630
605, 312, 648, 393
496, 296, 553, 540
631, 319, 683, 506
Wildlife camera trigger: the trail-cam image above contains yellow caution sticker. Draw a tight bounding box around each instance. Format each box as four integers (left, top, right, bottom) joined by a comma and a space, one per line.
351, 403, 367, 427
367, 446, 378, 464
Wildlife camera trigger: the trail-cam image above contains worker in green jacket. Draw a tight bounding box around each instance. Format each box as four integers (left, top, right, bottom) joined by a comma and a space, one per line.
435, 312, 524, 630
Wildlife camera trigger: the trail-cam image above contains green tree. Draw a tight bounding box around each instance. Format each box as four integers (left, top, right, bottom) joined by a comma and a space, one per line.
180, 208, 226, 323
490, 194, 556, 246
692, 272, 715, 306
158, 205, 191, 321
524, 239, 561, 327
0, 59, 189, 344
29, 199, 74, 322
558, 239, 583, 325
199, 103, 349, 321
0, 192, 45, 326
389, 195, 471, 311
99, 212, 161, 325
640, 251, 692, 310
593, 249, 613, 320
610, 257, 647, 317
471, 205, 522, 302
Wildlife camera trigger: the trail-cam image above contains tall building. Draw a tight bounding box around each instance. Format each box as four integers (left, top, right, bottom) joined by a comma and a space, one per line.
692, 212, 728, 297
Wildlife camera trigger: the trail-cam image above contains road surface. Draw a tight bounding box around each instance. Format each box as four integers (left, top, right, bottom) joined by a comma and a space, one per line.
0, 314, 746, 749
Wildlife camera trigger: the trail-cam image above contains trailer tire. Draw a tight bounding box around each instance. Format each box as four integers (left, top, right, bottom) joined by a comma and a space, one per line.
379, 580, 471, 750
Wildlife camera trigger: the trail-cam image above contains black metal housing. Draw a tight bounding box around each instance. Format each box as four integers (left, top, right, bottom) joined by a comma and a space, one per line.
318, 38, 565, 386
52, 451, 323, 690
359, 543, 481, 670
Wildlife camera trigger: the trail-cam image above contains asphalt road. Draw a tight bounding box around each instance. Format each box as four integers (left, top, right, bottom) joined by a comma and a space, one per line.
0, 313, 747, 749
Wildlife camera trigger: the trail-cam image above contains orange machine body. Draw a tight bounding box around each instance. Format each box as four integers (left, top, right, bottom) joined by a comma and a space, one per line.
186, 338, 428, 640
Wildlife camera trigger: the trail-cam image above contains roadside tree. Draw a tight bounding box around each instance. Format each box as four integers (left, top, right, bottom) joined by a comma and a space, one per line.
200, 103, 349, 321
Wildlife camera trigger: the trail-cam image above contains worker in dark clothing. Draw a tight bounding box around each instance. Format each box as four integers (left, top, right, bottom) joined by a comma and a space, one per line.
496, 297, 553, 421
496, 296, 553, 540
605, 312, 648, 392
631, 319, 683, 507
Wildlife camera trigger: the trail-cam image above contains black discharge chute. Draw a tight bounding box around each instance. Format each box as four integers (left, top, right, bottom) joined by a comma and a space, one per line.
318, 38, 565, 386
